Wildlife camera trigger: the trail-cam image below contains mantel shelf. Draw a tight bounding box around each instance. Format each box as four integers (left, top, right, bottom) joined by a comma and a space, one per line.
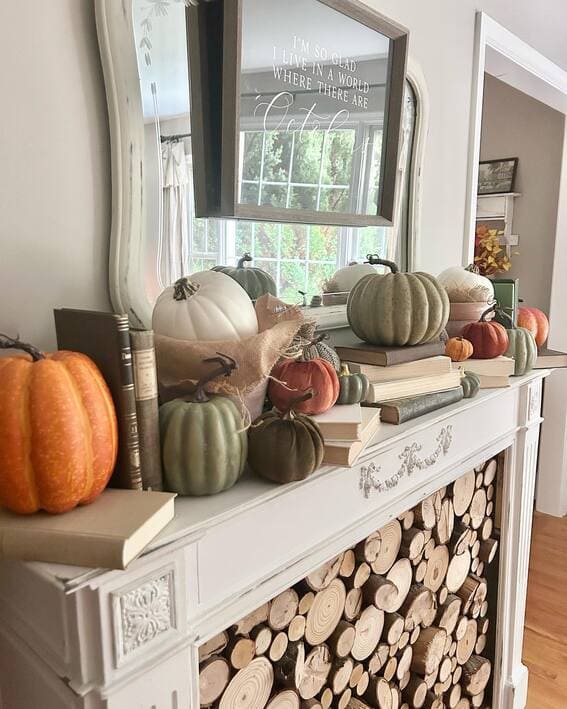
478, 192, 521, 198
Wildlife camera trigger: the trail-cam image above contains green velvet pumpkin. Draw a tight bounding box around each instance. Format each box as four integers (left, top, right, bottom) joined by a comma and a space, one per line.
505, 327, 537, 376
212, 253, 277, 300
159, 356, 247, 495
337, 364, 370, 404
460, 370, 481, 399
347, 258, 450, 346
248, 393, 324, 484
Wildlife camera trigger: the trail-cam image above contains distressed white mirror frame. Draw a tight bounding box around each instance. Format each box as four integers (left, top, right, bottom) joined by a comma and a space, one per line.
95, 0, 428, 329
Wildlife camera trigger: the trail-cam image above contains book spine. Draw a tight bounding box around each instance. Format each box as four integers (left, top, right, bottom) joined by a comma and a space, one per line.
130, 330, 163, 491
381, 389, 464, 424
117, 317, 143, 490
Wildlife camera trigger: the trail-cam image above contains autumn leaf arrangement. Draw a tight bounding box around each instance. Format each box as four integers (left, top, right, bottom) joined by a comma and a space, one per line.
474, 224, 512, 276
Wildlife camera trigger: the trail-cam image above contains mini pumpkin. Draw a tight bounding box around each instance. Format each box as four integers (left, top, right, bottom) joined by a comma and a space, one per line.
445, 337, 473, 362
248, 392, 324, 484
0, 334, 118, 514
461, 306, 509, 359
337, 364, 370, 405
160, 355, 247, 495
517, 307, 549, 347
269, 337, 340, 415
460, 370, 481, 399
505, 327, 537, 376
152, 270, 258, 342
347, 257, 450, 346
212, 253, 277, 301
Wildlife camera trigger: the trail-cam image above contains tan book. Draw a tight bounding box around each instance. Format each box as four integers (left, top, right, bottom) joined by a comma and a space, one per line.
364, 371, 462, 404
311, 404, 363, 441
335, 338, 445, 366
347, 356, 452, 382
0, 489, 176, 569
535, 348, 567, 368
455, 356, 515, 377
322, 408, 382, 467
478, 374, 510, 389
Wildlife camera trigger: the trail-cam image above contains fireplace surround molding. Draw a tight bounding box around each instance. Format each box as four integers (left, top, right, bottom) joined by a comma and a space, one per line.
0, 371, 548, 709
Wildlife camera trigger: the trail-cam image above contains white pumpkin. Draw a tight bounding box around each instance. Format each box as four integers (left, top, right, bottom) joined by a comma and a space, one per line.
437, 265, 494, 303
152, 271, 258, 341
324, 261, 376, 293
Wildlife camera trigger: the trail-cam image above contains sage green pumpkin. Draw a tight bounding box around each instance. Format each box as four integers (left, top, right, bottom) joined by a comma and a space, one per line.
337, 364, 370, 404
347, 258, 450, 346
460, 370, 481, 399
248, 397, 324, 484
212, 253, 277, 300
505, 327, 537, 376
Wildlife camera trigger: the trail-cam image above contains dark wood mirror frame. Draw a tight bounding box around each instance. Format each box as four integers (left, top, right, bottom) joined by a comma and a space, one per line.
187, 0, 409, 227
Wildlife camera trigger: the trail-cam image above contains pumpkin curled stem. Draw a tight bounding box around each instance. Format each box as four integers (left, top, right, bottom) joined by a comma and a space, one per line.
173, 277, 200, 301
301, 332, 328, 361
364, 254, 399, 273
281, 390, 314, 420
237, 253, 253, 268
193, 352, 237, 403
480, 304, 498, 322
0, 333, 45, 361
464, 263, 481, 274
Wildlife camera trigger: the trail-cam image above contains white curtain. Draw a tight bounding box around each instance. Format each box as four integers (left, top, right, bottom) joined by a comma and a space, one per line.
159, 141, 190, 286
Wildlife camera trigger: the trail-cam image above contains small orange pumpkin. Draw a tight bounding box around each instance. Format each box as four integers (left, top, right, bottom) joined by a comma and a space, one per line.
0, 335, 118, 514
269, 335, 339, 415
445, 337, 473, 362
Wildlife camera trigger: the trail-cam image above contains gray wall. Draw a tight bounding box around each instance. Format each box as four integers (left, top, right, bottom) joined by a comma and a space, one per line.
480, 74, 564, 313
0, 0, 111, 350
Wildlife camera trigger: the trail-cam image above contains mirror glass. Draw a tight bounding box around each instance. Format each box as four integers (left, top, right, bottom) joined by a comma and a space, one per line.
238, 0, 391, 219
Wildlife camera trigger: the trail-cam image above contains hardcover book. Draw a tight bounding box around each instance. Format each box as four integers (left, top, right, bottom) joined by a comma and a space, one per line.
456, 356, 515, 377
322, 407, 382, 466
476, 374, 510, 389
311, 404, 363, 441
534, 348, 567, 368
0, 490, 176, 569
335, 338, 446, 367
347, 356, 452, 382
363, 371, 461, 404
130, 329, 163, 491
377, 388, 464, 425
54, 308, 142, 490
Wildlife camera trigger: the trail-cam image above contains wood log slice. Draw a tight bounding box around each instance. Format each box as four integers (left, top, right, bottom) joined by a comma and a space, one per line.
365, 677, 393, 709
410, 626, 421, 645
486, 501, 494, 517
398, 631, 410, 650
340, 550, 356, 578
399, 584, 436, 631
227, 637, 256, 670
219, 656, 274, 709
422, 691, 443, 709
401, 528, 426, 560
356, 671, 369, 697
251, 625, 272, 656
368, 644, 390, 676
396, 646, 413, 680
385, 558, 413, 613
299, 591, 315, 615
352, 605, 384, 661
320, 688, 333, 709
346, 700, 371, 709
363, 576, 398, 611
344, 588, 363, 622
305, 554, 344, 592
200, 656, 231, 707
479, 539, 498, 565
288, 615, 306, 642
414, 494, 441, 531
436, 594, 462, 635
424, 545, 449, 593
469, 490, 487, 530
399, 671, 411, 692
383, 657, 397, 681
450, 522, 472, 557
454, 616, 469, 642
452, 471, 476, 517
475, 634, 487, 654
233, 603, 270, 636
402, 675, 427, 708
371, 520, 403, 575
301, 700, 322, 709
456, 576, 480, 615
446, 550, 472, 593
298, 646, 332, 700
456, 620, 478, 665
347, 562, 371, 590
270, 589, 300, 631
329, 620, 356, 659
356, 532, 382, 564
349, 662, 365, 689
411, 627, 446, 675
305, 579, 346, 645
331, 657, 355, 695
452, 665, 462, 683
338, 688, 352, 709
438, 656, 452, 683
423, 539, 436, 560
274, 641, 305, 689
479, 517, 493, 542
486, 483, 494, 502
483, 459, 497, 486
415, 560, 428, 584
270, 632, 289, 663
434, 499, 455, 545
462, 656, 491, 696
199, 631, 230, 663
267, 691, 300, 709
383, 612, 405, 646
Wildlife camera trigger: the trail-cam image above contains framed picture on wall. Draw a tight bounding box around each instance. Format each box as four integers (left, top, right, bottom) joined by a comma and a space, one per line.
478, 157, 518, 195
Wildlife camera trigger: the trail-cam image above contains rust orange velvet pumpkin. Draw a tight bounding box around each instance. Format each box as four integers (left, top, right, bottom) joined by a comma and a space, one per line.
445, 337, 473, 362
461, 307, 509, 360
0, 335, 118, 514
269, 337, 339, 415
517, 307, 549, 347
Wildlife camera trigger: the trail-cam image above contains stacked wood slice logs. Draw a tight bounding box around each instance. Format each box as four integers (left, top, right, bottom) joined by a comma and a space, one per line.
199, 458, 500, 709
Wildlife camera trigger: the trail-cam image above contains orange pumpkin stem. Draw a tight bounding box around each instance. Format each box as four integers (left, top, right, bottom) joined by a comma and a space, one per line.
0, 333, 45, 362
193, 353, 237, 403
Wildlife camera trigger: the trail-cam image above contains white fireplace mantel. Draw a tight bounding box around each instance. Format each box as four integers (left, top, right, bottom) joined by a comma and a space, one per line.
0, 371, 548, 709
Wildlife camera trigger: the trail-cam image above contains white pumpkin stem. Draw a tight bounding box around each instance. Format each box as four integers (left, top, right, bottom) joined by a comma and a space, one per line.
0, 333, 45, 361
237, 253, 253, 268
465, 264, 481, 274
365, 254, 399, 273
173, 277, 200, 301
193, 352, 237, 403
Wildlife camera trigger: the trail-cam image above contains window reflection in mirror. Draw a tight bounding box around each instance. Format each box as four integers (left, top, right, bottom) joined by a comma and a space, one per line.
133, 0, 416, 304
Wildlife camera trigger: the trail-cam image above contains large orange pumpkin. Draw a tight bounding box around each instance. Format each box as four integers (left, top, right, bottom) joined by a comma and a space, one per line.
0, 336, 118, 514
269, 336, 339, 415
461, 307, 509, 359
517, 307, 549, 347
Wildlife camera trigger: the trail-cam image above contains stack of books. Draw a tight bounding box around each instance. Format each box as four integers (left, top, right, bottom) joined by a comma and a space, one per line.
312, 404, 382, 466
454, 356, 514, 388
54, 309, 163, 492
335, 338, 463, 425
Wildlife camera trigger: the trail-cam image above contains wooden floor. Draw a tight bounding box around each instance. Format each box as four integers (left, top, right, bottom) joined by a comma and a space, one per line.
523, 512, 567, 707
